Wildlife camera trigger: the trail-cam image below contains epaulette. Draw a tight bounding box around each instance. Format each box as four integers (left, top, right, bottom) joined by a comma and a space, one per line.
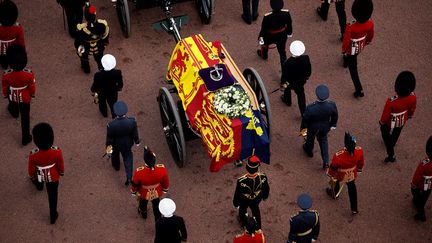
309, 209, 319, 215
30, 148, 39, 154
23, 67, 32, 73
281, 9, 289, 12
264, 12, 272, 17
4, 68, 13, 74
422, 158, 430, 165
335, 149, 345, 156
390, 95, 398, 102
136, 165, 145, 171
290, 212, 299, 220
355, 146, 362, 150
51, 146, 60, 150
97, 19, 108, 26
77, 23, 87, 31
155, 164, 165, 168
238, 174, 248, 181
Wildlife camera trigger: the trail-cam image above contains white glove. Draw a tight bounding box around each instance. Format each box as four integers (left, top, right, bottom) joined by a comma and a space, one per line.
330, 126, 336, 131
77, 45, 85, 55
258, 37, 264, 46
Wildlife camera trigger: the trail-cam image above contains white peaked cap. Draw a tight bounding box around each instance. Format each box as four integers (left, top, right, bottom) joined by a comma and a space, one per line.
159, 198, 176, 217
101, 54, 116, 71
290, 40, 306, 57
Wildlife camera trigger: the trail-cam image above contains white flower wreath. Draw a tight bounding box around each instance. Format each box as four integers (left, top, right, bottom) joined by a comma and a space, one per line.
213, 85, 251, 118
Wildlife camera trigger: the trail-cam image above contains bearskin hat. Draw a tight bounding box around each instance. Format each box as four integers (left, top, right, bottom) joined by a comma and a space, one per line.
32, 123, 54, 150
243, 215, 258, 234
344, 132, 357, 155
426, 136, 432, 159
352, 0, 374, 23
85, 5, 97, 23
246, 155, 261, 174
143, 146, 156, 168
270, 0, 284, 11
394, 71, 416, 97
0, 0, 18, 26
7, 44, 27, 71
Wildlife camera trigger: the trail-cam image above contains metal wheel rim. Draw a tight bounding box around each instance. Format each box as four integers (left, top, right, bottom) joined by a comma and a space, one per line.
158, 87, 186, 167
116, 0, 131, 38
243, 67, 272, 142
197, 0, 212, 24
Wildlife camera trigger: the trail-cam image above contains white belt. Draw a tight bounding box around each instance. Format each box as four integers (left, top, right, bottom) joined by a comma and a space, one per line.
0, 39, 16, 44
37, 163, 55, 170
10, 85, 27, 91
391, 111, 407, 117
351, 36, 366, 42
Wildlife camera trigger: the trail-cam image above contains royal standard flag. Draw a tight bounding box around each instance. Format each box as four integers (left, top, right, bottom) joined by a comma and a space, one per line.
166, 34, 270, 172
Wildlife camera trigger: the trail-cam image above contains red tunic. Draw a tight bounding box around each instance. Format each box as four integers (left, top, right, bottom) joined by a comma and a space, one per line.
328, 147, 364, 182
342, 20, 374, 55
0, 23, 25, 55
28, 147, 65, 182
131, 164, 169, 200
2, 68, 36, 103
379, 93, 416, 126
411, 158, 432, 189
233, 230, 265, 243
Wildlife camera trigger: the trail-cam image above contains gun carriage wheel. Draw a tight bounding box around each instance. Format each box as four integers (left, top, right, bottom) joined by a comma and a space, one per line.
158, 87, 187, 167
195, 0, 212, 24
116, 0, 131, 38
243, 67, 272, 142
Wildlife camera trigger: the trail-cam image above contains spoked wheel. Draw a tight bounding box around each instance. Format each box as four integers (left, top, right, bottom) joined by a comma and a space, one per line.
116, 0, 131, 38
158, 87, 186, 167
243, 67, 272, 142
195, 0, 212, 24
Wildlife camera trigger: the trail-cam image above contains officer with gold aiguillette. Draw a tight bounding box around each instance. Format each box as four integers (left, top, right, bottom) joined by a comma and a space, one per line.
233, 155, 270, 230
74, 3, 109, 73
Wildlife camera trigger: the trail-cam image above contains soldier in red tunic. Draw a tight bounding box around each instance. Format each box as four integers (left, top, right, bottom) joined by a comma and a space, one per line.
326, 132, 364, 215
2, 44, 35, 145
411, 136, 432, 222
233, 215, 266, 243
379, 71, 416, 163
131, 146, 169, 221
0, 0, 25, 69
341, 0, 374, 98
28, 123, 65, 224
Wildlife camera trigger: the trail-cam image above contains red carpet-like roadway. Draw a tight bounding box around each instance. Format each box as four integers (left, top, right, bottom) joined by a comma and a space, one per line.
1, 0, 431, 242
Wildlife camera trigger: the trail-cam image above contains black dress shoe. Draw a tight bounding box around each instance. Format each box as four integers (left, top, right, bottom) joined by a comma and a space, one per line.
241, 14, 251, 25
252, 14, 259, 21
125, 179, 130, 186
384, 156, 396, 163
316, 7, 327, 21
281, 95, 292, 106
322, 163, 329, 170
352, 210, 359, 215
303, 144, 313, 158
326, 188, 336, 199
353, 91, 364, 98
50, 212, 59, 224
22, 135, 32, 146
415, 213, 426, 222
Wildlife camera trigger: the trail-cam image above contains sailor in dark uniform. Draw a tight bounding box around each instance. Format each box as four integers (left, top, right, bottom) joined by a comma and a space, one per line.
155, 198, 187, 243
257, 0, 292, 68
91, 54, 123, 118
106, 101, 140, 186
287, 193, 320, 243
74, 4, 109, 73
300, 85, 338, 169
233, 155, 270, 230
